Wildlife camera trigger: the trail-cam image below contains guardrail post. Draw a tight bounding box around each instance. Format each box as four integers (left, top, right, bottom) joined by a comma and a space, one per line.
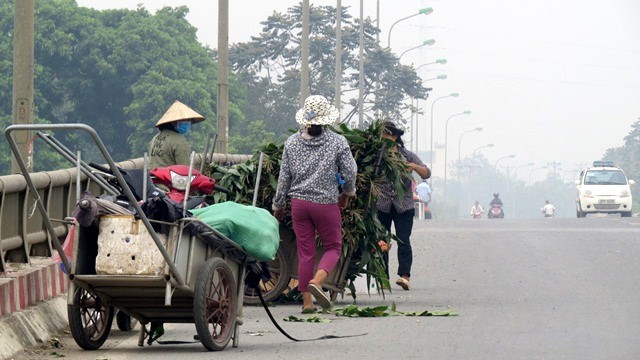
0, 175, 30, 268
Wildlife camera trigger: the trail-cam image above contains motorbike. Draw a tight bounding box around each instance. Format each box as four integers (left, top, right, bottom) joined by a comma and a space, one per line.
472, 209, 483, 219
488, 204, 504, 219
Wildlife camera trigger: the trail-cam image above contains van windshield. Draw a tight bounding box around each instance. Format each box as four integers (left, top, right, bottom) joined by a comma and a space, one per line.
584, 170, 627, 185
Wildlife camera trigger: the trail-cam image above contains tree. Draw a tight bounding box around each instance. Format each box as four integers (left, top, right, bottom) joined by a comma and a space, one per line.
603, 117, 640, 209
0, 1, 247, 173
230, 4, 429, 136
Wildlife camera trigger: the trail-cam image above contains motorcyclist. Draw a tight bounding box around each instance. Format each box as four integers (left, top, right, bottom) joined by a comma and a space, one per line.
489, 192, 503, 207
541, 200, 555, 217
470, 201, 484, 219
488, 192, 504, 218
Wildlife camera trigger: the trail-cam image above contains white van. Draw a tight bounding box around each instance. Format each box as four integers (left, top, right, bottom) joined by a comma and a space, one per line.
575, 161, 634, 217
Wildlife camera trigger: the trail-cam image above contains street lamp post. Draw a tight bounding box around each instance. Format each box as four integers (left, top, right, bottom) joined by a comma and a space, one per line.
495, 154, 516, 172
398, 39, 435, 60
414, 75, 447, 155
385, 7, 432, 126
443, 110, 471, 216
513, 162, 535, 182
429, 93, 459, 178
422, 74, 447, 83
457, 127, 483, 185
358, 0, 364, 126
387, 7, 433, 48
528, 166, 548, 185
494, 155, 515, 210
472, 143, 494, 157
411, 60, 446, 154
512, 162, 534, 217
415, 59, 447, 71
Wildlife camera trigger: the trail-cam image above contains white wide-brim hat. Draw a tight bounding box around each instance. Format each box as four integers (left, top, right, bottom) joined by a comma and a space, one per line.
155, 100, 205, 126
295, 95, 339, 126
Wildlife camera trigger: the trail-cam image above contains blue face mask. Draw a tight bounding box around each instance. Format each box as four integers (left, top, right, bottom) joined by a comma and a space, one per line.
176, 121, 191, 134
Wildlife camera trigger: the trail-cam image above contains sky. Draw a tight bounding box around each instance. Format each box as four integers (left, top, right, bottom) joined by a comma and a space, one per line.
76, 0, 640, 183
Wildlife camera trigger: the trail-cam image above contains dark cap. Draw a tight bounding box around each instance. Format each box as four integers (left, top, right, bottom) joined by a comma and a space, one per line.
383, 121, 405, 137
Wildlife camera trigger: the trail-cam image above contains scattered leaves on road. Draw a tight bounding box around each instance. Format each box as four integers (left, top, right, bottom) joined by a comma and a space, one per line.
283, 315, 332, 323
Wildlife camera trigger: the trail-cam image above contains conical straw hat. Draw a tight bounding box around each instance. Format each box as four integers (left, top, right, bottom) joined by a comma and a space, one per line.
155, 100, 205, 126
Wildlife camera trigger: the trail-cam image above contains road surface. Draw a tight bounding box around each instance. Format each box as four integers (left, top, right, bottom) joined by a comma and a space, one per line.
12, 216, 640, 360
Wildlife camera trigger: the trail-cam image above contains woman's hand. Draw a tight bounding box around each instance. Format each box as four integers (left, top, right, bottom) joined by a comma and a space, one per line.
338, 193, 350, 210
273, 208, 285, 222
407, 162, 430, 179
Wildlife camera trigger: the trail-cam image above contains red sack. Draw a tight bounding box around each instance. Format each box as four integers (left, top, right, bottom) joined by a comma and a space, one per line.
150, 165, 216, 202
52, 224, 75, 274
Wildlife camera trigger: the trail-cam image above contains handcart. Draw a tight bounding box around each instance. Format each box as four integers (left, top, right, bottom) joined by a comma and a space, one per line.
243, 219, 354, 305
5, 124, 251, 351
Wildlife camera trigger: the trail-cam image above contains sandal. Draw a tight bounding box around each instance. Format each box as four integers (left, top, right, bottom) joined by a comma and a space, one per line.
301, 306, 317, 314
396, 277, 410, 290
308, 283, 332, 309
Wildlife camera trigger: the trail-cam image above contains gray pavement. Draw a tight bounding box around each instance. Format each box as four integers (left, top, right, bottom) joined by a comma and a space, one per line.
6, 216, 640, 359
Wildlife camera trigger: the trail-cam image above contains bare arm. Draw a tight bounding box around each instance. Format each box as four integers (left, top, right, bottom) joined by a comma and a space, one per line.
408, 162, 430, 179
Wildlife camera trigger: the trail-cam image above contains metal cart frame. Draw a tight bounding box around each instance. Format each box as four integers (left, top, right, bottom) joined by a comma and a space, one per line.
5, 124, 248, 351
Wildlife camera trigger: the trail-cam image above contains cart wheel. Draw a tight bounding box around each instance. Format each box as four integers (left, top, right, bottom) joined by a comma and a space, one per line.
116, 310, 138, 331
194, 257, 237, 351
243, 247, 291, 305
67, 287, 114, 350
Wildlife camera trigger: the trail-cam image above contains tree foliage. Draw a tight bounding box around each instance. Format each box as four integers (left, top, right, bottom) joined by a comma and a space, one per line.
0, 0, 250, 173
603, 117, 640, 209
1, 2, 430, 174
230, 4, 429, 135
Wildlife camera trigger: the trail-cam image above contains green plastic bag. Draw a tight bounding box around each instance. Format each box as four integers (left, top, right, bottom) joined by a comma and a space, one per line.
191, 202, 280, 261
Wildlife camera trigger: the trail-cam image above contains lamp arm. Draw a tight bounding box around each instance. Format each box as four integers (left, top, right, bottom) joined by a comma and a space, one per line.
387, 13, 418, 48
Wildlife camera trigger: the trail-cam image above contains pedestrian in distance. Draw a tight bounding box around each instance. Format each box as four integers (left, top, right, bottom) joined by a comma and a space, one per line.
376, 121, 431, 291
415, 179, 432, 219
272, 95, 357, 313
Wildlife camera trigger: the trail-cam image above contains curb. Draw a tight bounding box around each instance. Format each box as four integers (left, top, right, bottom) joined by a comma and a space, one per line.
0, 296, 68, 360
1, 258, 69, 317
0, 258, 70, 360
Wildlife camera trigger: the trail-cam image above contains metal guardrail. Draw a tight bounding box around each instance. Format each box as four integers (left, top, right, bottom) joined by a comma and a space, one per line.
0, 154, 251, 273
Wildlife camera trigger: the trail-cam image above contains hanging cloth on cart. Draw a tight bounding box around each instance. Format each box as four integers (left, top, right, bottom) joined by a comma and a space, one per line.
141, 195, 205, 235
73, 191, 133, 227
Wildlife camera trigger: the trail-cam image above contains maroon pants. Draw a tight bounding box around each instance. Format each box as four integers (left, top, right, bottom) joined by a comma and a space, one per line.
291, 198, 342, 292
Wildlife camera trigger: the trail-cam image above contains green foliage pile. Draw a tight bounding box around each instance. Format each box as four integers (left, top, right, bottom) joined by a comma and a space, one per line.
204, 120, 410, 290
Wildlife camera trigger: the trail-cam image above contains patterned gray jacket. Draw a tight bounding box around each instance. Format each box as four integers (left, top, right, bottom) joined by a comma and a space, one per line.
272, 129, 357, 210
376, 147, 427, 214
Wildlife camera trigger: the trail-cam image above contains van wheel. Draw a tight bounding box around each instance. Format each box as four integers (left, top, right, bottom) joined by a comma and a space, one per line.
621, 211, 632, 218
